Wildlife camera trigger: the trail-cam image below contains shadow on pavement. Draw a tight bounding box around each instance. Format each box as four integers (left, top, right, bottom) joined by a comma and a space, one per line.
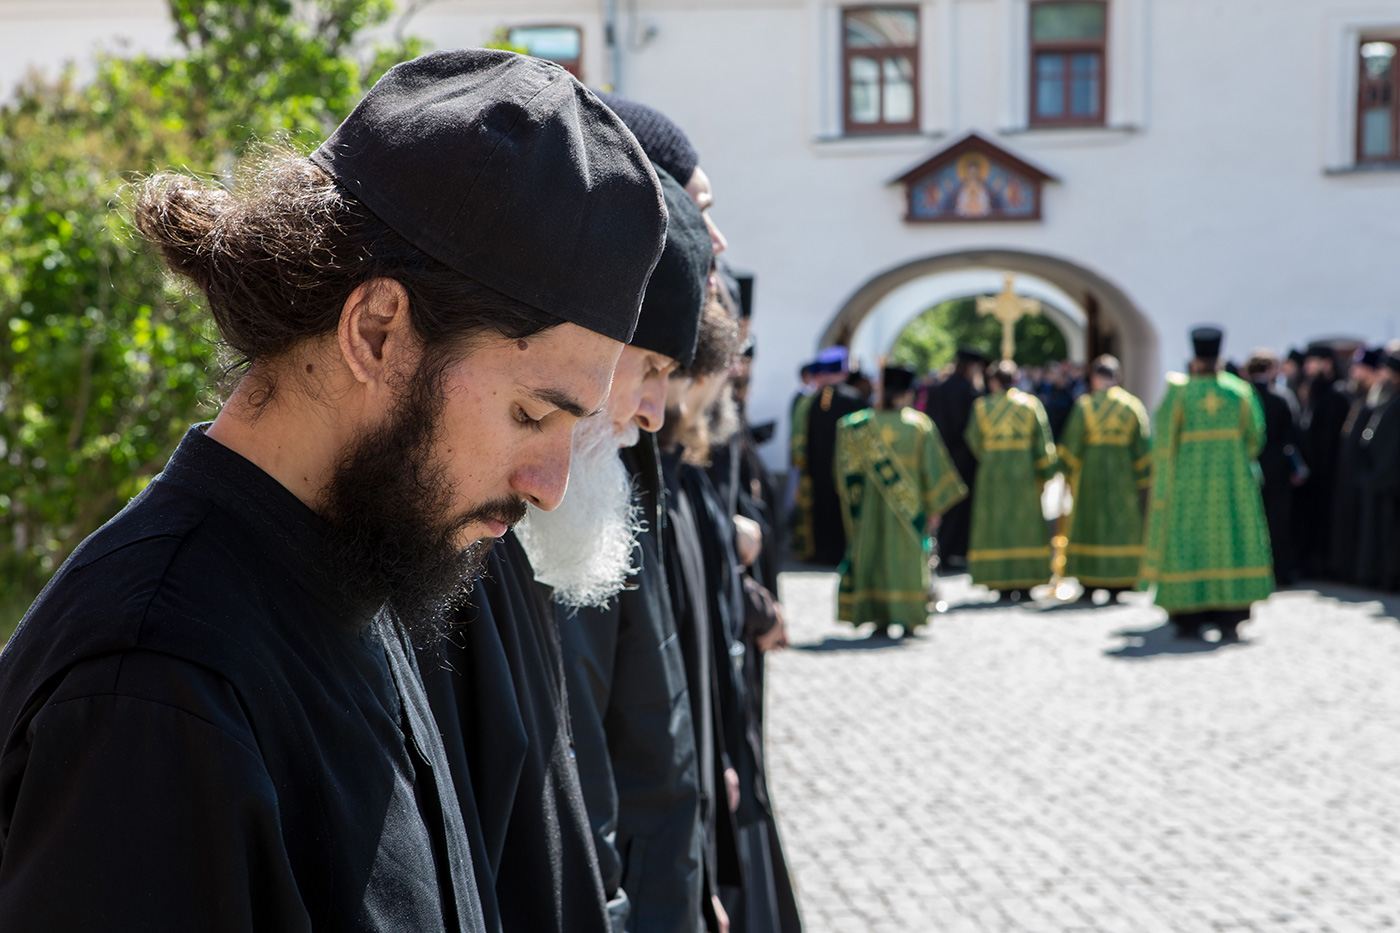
1104, 622, 1248, 659
796, 633, 910, 652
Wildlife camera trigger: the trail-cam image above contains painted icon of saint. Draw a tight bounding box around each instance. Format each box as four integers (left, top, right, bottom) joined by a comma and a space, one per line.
954, 153, 993, 218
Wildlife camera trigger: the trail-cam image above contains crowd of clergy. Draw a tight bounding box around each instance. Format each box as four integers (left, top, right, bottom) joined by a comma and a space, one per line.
789, 328, 1400, 643
0, 51, 801, 933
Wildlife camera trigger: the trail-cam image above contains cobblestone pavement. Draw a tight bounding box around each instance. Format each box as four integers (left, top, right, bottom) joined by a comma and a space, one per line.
765, 572, 1400, 933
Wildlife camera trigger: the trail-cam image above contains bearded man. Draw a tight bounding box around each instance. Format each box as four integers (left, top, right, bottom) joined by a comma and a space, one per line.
0, 51, 666, 931
420, 164, 712, 933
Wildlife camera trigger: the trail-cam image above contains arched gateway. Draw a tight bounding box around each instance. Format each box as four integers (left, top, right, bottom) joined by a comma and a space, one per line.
820, 249, 1161, 403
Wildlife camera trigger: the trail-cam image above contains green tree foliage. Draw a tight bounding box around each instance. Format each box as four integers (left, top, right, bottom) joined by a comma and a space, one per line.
0, 0, 422, 606
890, 296, 1070, 375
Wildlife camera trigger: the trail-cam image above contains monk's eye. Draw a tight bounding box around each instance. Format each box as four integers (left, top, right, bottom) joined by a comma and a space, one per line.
514, 406, 545, 433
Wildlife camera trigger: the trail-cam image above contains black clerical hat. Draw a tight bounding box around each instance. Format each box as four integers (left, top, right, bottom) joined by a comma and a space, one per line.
595, 93, 699, 187
1357, 346, 1385, 369
956, 346, 987, 364
883, 366, 916, 395
627, 166, 710, 367
1287, 348, 1306, 366
1190, 326, 1224, 359
310, 49, 666, 344
1304, 343, 1336, 364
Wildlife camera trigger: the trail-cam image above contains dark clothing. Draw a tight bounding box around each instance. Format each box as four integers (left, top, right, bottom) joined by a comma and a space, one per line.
419, 532, 611, 933
1250, 380, 1301, 585
0, 428, 484, 932
1294, 376, 1350, 577
804, 384, 869, 566
1332, 391, 1375, 583
926, 372, 983, 563
560, 435, 703, 933
1357, 391, 1400, 591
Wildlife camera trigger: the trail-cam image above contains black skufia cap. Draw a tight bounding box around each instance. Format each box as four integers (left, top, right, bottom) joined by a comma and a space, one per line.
626, 166, 711, 367
1304, 343, 1336, 364
956, 346, 987, 364
310, 49, 666, 344
1357, 346, 1385, 369
883, 366, 916, 395
1191, 326, 1224, 359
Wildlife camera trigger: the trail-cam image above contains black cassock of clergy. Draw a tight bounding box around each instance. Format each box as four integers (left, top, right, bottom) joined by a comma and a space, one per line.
417, 532, 611, 933
1357, 391, 1400, 591
803, 383, 870, 567
1250, 379, 1300, 585
559, 435, 704, 933
0, 427, 484, 932
1294, 376, 1350, 577
1331, 391, 1374, 583
926, 371, 983, 563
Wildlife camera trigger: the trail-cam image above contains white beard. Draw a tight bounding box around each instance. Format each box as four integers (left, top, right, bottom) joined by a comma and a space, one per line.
514, 414, 644, 609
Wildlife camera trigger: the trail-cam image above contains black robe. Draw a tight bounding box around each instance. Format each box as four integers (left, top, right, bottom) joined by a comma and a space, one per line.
1357, 391, 1400, 591
1331, 391, 1374, 583
0, 428, 484, 932
803, 384, 869, 566
419, 531, 611, 933
925, 372, 983, 563
1251, 379, 1300, 585
559, 435, 703, 933
1294, 377, 1350, 578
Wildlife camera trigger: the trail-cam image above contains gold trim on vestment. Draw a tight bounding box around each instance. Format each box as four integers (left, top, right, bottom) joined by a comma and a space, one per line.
1066, 543, 1144, 556
1180, 428, 1242, 442
982, 438, 1032, 451
968, 546, 1051, 560
1156, 566, 1272, 584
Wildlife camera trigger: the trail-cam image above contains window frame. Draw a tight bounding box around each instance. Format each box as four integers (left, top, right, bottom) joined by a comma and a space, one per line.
841, 6, 921, 136
1028, 0, 1108, 128
507, 23, 584, 78
1356, 37, 1400, 164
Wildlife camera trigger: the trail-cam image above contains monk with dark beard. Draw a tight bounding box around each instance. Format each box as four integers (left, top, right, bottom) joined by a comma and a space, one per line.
418, 163, 712, 933
0, 51, 666, 931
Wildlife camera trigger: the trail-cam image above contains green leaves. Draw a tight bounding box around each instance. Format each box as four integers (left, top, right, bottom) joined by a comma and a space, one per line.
0, 0, 420, 612
891, 297, 1070, 373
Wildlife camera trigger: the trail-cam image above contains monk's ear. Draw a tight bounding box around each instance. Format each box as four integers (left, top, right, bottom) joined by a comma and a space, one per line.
339, 278, 415, 389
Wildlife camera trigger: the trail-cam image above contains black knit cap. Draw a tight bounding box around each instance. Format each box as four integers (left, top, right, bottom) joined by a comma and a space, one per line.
595, 92, 699, 187
310, 49, 667, 344
626, 166, 711, 367
1190, 326, 1223, 360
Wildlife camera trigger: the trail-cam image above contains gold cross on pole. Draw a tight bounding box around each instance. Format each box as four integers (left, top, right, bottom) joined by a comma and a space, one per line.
976, 273, 1042, 362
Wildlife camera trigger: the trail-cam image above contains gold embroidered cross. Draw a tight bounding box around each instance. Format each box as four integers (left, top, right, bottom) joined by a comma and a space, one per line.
1200, 391, 1225, 416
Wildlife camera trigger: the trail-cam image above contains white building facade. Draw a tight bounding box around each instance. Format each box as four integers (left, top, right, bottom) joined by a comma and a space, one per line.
5, 0, 1400, 460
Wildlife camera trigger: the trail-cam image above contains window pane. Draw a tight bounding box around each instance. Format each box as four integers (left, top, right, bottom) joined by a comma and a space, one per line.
849, 56, 881, 123
1069, 52, 1100, 115
508, 25, 581, 61
883, 56, 915, 123
1036, 54, 1065, 117
1361, 41, 1396, 79
1032, 2, 1105, 41
1361, 108, 1393, 158
845, 8, 918, 48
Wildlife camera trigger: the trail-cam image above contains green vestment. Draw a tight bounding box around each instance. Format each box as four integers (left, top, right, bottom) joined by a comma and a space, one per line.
1057, 386, 1152, 588
1139, 372, 1274, 612
964, 388, 1058, 590
788, 392, 815, 561
834, 407, 967, 629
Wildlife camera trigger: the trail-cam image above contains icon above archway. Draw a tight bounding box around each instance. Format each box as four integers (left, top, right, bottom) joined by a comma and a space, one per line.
893, 133, 1056, 223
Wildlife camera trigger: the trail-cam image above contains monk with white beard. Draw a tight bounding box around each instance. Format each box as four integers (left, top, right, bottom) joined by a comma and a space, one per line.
417, 162, 712, 933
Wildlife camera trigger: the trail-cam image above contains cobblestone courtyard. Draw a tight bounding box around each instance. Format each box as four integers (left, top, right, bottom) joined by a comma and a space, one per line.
766, 573, 1400, 933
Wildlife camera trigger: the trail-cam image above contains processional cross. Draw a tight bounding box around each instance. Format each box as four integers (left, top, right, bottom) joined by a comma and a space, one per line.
976, 273, 1042, 361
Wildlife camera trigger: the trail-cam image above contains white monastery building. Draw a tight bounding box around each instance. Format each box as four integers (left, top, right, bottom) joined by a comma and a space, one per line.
4, 0, 1400, 460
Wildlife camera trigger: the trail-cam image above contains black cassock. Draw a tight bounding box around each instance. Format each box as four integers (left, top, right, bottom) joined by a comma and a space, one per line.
1251, 379, 1300, 585
418, 531, 611, 933
925, 372, 983, 563
559, 435, 703, 933
1357, 389, 1400, 591
803, 383, 869, 567
1294, 376, 1350, 578
0, 428, 484, 932
1331, 390, 1375, 583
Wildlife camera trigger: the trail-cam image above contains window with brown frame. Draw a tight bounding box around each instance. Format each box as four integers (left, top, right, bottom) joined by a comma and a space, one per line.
1029, 1, 1107, 127
508, 25, 583, 78
1358, 39, 1400, 163
842, 7, 919, 135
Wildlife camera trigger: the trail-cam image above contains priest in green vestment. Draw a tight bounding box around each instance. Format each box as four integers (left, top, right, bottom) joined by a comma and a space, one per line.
834, 366, 967, 635
1139, 326, 1273, 641
1057, 355, 1152, 601
964, 361, 1059, 600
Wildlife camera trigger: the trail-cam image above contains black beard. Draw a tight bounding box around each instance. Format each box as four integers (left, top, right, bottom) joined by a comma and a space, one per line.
317, 362, 527, 648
